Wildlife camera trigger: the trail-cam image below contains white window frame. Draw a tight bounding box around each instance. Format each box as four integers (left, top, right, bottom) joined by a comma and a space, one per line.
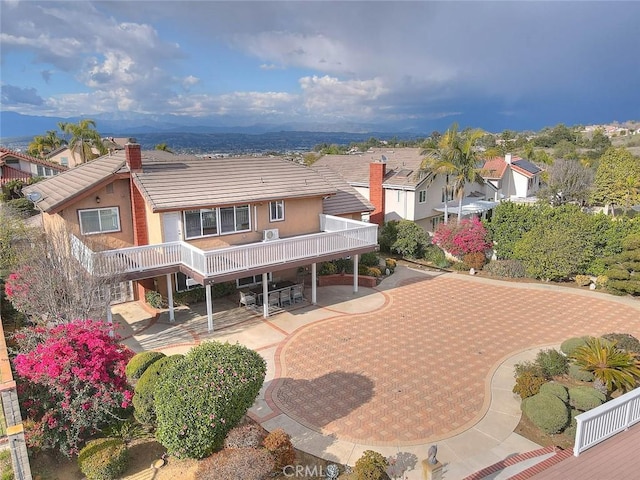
78, 207, 121, 235
236, 273, 272, 288
183, 204, 251, 240
418, 190, 427, 203
269, 200, 285, 222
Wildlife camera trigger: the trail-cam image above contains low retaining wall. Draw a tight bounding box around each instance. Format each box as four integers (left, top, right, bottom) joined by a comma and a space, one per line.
317, 274, 377, 288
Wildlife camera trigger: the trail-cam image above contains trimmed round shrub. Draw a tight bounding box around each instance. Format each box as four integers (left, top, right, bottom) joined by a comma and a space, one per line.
521, 393, 570, 434
569, 386, 606, 411
319, 262, 338, 275
463, 251, 486, 270
195, 448, 275, 480
513, 372, 547, 399
367, 267, 382, 277
133, 354, 183, 425
423, 244, 449, 268
154, 341, 266, 459
354, 450, 388, 480
224, 423, 266, 449
263, 428, 296, 470
560, 337, 589, 356
539, 382, 569, 403
125, 351, 166, 380
77, 438, 128, 480
568, 363, 595, 382
535, 349, 569, 378
602, 333, 640, 354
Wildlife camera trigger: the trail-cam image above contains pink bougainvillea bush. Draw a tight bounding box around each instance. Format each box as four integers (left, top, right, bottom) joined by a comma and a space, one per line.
4, 266, 32, 314
432, 217, 492, 256
12, 319, 134, 457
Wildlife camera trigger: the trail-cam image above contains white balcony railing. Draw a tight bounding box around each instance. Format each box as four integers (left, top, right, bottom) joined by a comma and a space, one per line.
73, 214, 378, 279
574, 387, 640, 456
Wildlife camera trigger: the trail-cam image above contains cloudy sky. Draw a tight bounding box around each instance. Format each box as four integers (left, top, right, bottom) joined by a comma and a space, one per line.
1, 0, 639, 132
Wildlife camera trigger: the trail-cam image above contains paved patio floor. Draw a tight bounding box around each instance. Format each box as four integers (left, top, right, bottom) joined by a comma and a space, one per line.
114, 266, 640, 479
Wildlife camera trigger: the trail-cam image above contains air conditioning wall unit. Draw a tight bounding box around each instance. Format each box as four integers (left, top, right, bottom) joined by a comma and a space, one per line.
263, 228, 280, 241
186, 277, 200, 288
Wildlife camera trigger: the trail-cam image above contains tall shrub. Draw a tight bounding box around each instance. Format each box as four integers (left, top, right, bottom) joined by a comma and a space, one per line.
12, 320, 134, 456
432, 217, 491, 257
154, 342, 266, 459
391, 220, 430, 258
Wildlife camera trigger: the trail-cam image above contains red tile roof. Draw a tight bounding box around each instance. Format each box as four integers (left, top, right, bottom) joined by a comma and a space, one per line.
481, 157, 509, 179
0, 147, 68, 172
1, 164, 33, 185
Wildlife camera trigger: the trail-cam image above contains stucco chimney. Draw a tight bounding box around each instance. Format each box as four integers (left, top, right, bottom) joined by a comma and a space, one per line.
125, 139, 142, 172
505, 153, 512, 164
369, 160, 386, 226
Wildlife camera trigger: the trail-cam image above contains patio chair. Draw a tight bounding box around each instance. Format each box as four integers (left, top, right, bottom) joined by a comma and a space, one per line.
239, 291, 256, 308
279, 287, 292, 307
268, 292, 280, 309
292, 284, 304, 303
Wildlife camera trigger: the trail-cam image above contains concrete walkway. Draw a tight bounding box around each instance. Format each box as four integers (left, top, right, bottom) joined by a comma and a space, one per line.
114, 266, 640, 479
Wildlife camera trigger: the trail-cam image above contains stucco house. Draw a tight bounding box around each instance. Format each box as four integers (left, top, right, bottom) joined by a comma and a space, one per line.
314, 148, 498, 232
481, 154, 543, 202
0, 147, 67, 186
23, 141, 377, 329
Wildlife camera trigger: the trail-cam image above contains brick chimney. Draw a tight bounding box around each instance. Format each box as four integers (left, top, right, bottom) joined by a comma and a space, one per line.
369, 160, 386, 226
125, 139, 142, 172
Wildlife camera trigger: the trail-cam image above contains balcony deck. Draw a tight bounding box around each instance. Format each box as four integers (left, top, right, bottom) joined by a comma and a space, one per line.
73, 215, 378, 284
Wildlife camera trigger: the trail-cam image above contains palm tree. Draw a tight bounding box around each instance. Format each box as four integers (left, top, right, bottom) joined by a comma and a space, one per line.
419, 123, 485, 224
571, 337, 640, 397
154, 143, 173, 153
63, 119, 106, 164
27, 130, 66, 158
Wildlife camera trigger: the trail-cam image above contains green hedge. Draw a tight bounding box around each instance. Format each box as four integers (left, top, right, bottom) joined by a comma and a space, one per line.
522, 393, 569, 434
569, 386, 606, 411
77, 438, 128, 480
568, 363, 595, 382
154, 342, 266, 459
133, 354, 183, 426
125, 351, 166, 381
539, 382, 569, 403
560, 337, 589, 356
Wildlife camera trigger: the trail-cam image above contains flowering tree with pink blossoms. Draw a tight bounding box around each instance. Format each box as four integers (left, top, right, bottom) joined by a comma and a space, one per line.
12, 319, 134, 457
432, 217, 492, 256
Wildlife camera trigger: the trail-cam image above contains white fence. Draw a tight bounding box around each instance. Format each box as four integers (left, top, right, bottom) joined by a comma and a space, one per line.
574, 387, 640, 456
72, 214, 378, 279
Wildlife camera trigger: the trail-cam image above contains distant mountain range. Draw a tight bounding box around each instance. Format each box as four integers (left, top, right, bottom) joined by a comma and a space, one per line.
0, 111, 426, 139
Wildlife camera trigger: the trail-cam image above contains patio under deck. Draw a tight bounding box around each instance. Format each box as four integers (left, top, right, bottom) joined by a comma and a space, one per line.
73, 215, 378, 329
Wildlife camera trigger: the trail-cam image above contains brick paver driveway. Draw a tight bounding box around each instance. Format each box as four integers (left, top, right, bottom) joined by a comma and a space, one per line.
267, 273, 640, 446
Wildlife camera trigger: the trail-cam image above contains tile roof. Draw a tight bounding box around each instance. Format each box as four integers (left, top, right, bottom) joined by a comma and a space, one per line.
481, 157, 509, 179
133, 152, 336, 212
1, 164, 33, 186
23, 154, 127, 212
313, 148, 426, 189
0, 147, 68, 172
312, 165, 375, 216
24, 150, 337, 213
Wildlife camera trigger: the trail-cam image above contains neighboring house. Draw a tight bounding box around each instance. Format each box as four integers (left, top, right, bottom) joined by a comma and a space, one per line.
482, 153, 543, 202
0, 147, 67, 186
314, 148, 498, 232
45, 137, 127, 168
23, 142, 377, 328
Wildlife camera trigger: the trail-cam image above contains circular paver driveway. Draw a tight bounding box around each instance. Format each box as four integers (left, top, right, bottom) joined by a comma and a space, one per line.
269, 274, 640, 446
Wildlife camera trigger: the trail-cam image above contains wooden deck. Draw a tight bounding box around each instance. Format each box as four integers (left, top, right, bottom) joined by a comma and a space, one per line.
530, 423, 640, 478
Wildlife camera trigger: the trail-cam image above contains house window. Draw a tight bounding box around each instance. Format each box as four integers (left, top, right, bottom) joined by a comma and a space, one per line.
184, 209, 217, 239
441, 186, 454, 202
418, 190, 427, 203
270, 200, 284, 222
37, 165, 45, 176
431, 215, 444, 231
237, 273, 272, 288
60, 157, 69, 167
184, 205, 250, 239
220, 205, 250, 234
79, 207, 120, 234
